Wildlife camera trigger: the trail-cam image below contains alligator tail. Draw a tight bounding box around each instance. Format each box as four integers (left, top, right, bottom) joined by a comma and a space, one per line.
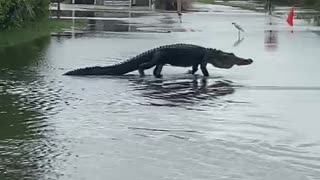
64, 53, 153, 76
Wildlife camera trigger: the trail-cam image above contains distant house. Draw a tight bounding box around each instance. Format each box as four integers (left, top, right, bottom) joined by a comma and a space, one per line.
73, 0, 95, 4
71, 0, 150, 6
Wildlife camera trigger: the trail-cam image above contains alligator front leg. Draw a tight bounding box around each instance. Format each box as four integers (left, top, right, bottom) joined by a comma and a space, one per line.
192, 64, 199, 74
200, 61, 209, 77
153, 64, 164, 78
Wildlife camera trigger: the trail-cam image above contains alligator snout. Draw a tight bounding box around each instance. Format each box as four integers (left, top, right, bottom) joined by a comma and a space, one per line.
238, 58, 253, 66
246, 59, 253, 64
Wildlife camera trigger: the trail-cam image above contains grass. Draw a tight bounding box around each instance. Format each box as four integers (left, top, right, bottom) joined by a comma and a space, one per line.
197, 0, 215, 4
0, 19, 86, 48
307, 2, 320, 10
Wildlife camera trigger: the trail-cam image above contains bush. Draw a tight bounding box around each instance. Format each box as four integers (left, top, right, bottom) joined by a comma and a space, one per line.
305, 0, 316, 6
316, 1, 320, 9
0, 0, 49, 30
198, 0, 215, 4
155, 0, 192, 10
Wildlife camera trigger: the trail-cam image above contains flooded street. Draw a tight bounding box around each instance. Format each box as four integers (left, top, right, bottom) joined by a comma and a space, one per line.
1, 3, 320, 180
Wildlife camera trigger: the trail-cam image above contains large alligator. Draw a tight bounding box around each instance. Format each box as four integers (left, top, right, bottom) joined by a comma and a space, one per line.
64, 43, 253, 78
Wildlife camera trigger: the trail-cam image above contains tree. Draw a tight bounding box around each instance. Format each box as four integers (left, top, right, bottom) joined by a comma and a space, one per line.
0, 0, 49, 29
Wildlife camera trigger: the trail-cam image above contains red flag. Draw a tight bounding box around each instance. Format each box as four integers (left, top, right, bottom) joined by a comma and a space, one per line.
287, 7, 294, 26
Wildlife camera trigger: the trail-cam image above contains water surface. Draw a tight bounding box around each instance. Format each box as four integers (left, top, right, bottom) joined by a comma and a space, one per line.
1, 3, 320, 180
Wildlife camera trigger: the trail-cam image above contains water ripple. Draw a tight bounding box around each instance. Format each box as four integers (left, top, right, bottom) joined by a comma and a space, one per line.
128, 127, 200, 133
0, 69, 69, 179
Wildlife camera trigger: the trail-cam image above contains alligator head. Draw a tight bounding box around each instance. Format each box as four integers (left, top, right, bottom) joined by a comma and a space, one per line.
207, 48, 253, 69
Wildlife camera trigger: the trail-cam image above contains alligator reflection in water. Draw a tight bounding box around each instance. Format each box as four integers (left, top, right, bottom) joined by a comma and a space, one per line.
129, 76, 235, 108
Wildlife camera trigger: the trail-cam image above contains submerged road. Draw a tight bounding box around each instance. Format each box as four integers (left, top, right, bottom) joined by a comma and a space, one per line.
1, 2, 320, 180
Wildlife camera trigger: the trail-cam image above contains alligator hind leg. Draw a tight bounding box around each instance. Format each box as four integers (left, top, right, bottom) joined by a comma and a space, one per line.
187, 64, 199, 74
138, 62, 156, 76
200, 61, 209, 77
138, 51, 162, 76
153, 64, 164, 78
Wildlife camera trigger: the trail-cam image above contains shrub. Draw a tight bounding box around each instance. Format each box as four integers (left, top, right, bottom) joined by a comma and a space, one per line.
0, 0, 49, 29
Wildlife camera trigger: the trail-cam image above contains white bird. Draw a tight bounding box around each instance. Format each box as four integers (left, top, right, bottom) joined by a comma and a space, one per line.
232, 22, 244, 32
232, 22, 244, 38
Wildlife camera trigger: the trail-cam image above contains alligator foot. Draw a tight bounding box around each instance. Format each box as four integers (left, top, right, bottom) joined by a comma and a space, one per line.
155, 74, 163, 78
153, 64, 163, 78
138, 69, 145, 77
186, 70, 197, 75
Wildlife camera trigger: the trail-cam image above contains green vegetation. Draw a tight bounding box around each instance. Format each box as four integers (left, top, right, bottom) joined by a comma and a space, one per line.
0, 0, 87, 48
0, 0, 50, 29
0, 0, 50, 47
258, 0, 320, 9
197, 0, 215, 4
0, 19, 86, 48
304, 0, 320, 9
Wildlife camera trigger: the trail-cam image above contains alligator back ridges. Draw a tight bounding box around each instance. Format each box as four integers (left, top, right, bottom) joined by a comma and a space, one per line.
64, 43, 204, 76
64, 48, 155, 76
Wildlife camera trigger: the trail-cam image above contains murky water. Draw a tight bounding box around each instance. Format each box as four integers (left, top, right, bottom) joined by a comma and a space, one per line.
1, 3, 320, 180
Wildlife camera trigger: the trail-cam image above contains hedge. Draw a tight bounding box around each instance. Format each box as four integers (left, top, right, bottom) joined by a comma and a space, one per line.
0, 0, 49, 30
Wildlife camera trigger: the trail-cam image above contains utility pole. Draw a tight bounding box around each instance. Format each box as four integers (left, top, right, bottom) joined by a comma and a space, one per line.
177, 0, 182, 22
57, 0, 61, 19
177, 0, 181, 14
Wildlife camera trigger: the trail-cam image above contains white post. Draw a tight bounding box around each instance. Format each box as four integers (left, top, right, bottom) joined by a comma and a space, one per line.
72, 10, 75, 39
72, 0, 75, 4
129, 0, 132, 8
128, 11, 132, 32
177, 0, 181, 14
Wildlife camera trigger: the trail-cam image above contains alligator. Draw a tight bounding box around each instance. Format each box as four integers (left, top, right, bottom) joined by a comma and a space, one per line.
64, 43, 253, 78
